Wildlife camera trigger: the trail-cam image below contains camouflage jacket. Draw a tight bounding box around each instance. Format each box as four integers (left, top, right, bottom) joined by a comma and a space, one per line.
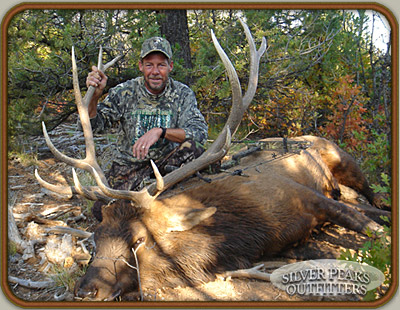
89, 76, 208, 165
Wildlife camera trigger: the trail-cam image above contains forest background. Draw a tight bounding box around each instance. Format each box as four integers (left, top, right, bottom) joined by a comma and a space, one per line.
7, 9, 392, 189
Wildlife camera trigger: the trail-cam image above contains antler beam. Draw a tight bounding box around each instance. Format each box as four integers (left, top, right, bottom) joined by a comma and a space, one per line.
35, 47, 122, 201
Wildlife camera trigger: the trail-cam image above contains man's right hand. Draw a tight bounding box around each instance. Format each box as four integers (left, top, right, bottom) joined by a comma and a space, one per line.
87, 66, 108, 91
86, 66, 108, 117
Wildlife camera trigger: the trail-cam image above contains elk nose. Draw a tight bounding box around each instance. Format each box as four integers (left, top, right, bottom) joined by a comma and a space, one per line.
75, 287, 98, 300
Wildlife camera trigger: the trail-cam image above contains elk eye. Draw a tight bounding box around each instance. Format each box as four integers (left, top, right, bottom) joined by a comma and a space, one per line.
134, 237, 145, 248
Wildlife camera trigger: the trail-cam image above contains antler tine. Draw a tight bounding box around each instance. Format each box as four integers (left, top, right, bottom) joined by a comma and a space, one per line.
72, 168, 114, 201
210, 29, 243, 141
41, 121, 92, 171
150, 160, 165, 192
239, 17, 267, 108
35, 168, 112, 201
79, 160, 164, 206
35, 169, 74, 199
72, 46, 107, 184
35, 167, 113, 201
83, 46, 123, 107
90, 167, 155, 209
97, 45, 103, 70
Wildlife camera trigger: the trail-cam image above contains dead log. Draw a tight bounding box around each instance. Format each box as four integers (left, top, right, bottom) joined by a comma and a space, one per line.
8, 196, 35, 260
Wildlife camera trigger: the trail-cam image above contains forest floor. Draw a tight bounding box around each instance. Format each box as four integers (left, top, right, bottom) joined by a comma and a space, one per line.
5, 121, 388, 305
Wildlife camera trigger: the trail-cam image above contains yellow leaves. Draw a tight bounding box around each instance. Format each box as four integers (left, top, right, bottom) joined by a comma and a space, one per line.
36, 45, 52, 60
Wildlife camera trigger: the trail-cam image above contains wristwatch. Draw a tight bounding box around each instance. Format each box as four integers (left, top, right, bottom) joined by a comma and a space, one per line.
160, 127, 167, 139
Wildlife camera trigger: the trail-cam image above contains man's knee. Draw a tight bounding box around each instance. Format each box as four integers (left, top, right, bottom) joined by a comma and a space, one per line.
177, 139, 205, 158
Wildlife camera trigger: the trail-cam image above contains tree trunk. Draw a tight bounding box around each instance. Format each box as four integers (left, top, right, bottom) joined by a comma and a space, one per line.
159, 10, 193, 84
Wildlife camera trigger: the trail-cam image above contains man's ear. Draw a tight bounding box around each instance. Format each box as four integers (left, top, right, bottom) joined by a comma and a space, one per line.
166, 207, 217, 232
168, 60, 174, 72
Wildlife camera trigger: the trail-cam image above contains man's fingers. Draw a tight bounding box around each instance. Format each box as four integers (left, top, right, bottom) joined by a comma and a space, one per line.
88, 79, 99, 87
138, 144, 149, 160
133, 143, 150, 160
87, 66, 107, 89
98, 70, 107, 80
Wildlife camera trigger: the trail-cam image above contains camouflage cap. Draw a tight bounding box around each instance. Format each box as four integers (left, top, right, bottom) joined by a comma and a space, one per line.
140, 37, 173, 60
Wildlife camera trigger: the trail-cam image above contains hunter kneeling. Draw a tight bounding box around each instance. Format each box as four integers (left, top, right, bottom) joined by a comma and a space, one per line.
82, 37, 208, 220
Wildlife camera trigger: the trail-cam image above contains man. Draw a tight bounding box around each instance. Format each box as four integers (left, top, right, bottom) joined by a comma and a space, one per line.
85, 37, 208, 194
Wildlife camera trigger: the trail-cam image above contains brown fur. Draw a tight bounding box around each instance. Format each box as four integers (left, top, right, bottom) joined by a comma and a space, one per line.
74, 136, 386, 301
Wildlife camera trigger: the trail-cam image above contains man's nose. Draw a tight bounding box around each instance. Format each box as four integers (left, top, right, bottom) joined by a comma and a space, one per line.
151, 66, 160, 75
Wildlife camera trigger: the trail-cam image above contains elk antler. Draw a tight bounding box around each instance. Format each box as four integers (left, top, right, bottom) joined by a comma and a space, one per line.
87, 18, 266, 207
147, 18, 267, 197
36, 18, 266, 209
35, 47, 123, 201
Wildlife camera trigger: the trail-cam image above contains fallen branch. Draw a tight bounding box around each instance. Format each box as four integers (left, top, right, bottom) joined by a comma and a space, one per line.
8, 196, 35, 260
24, 214, 67, 227
66, 213, 86, 224
8, 276, 55, 289
40, 204, 76, 218
45, 226, 92, 239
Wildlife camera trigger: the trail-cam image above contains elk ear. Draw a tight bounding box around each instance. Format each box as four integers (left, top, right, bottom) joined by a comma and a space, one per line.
167, 207, 217, 232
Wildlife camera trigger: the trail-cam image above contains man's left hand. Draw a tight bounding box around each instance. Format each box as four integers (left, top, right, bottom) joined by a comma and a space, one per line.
132, 128, 163, 159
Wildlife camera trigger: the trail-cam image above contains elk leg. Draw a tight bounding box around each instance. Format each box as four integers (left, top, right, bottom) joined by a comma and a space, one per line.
350, 204, 391, 225
311, 193, 383, 235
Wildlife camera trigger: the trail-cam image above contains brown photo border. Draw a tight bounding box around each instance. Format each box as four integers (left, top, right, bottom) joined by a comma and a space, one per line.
1, 2, 398, 308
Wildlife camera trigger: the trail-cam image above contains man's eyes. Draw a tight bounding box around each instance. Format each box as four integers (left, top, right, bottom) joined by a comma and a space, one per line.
144, 63, 167, 68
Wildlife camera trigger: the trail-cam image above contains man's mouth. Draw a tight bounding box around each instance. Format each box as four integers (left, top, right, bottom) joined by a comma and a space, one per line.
149, 76, 162, 81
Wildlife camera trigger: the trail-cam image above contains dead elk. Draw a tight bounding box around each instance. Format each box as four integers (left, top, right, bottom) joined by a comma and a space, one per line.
34, 19, 388, 302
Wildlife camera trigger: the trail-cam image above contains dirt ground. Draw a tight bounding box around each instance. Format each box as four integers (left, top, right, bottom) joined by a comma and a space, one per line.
5, 126, 389, 305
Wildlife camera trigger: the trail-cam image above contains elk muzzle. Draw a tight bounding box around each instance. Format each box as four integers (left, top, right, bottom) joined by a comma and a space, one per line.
74, 256, 139, 301
74, 236, 139, 301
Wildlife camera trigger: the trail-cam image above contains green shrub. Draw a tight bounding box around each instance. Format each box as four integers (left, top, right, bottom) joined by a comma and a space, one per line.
339, 216, 391, 301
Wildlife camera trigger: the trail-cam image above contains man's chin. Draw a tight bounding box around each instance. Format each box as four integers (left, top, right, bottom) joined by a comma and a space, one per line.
146, 82, 165, 94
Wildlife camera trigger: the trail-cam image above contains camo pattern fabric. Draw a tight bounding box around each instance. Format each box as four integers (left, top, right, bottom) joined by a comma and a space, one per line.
89, 76, 208, 166
106, 139, 205, 192
92, 139, 205, 221
140, 37, 173, 59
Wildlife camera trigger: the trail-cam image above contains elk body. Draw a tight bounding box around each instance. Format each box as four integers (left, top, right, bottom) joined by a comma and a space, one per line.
73, 136, 385, 301
35, 20, 387, 302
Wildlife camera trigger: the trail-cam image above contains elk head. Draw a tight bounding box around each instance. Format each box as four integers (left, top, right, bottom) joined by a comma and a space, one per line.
36, 18, 266, 301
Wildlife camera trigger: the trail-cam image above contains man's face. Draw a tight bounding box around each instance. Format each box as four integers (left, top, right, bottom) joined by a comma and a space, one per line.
139, 52, 173, 95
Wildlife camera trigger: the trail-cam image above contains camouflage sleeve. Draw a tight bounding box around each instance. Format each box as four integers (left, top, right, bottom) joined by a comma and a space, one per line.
178, 88, 208, 145
89, 84, 126, 133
